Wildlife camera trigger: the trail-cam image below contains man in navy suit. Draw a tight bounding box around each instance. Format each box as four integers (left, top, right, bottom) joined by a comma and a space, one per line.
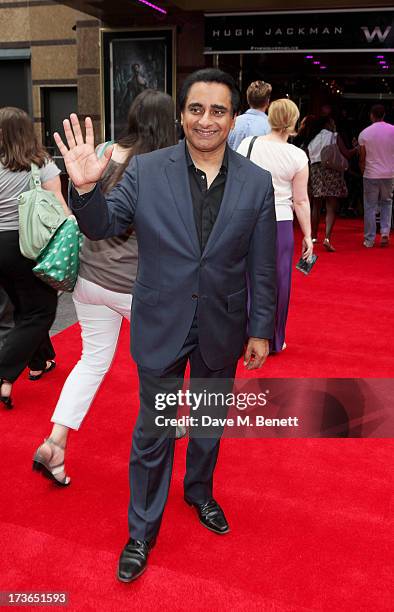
55, 69, 277, 582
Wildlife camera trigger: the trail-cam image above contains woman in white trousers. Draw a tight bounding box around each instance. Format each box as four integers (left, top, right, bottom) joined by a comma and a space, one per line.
52, 277, 132, 431
33, 90, 177, 486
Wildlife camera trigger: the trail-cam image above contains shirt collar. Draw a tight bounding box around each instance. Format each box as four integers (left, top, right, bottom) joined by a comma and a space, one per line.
185, 141, 228, 173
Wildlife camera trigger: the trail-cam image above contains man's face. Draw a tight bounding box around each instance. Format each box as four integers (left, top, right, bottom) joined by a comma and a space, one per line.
181, 82, 235, 154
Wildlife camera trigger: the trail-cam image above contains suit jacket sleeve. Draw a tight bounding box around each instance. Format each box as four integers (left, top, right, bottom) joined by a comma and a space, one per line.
70, 156, 139, 240
247, 175, 277, 339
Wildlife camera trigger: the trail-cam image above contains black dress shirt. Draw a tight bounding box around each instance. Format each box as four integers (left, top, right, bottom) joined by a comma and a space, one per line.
185, 143, 228, 252
73, 144, 228, 254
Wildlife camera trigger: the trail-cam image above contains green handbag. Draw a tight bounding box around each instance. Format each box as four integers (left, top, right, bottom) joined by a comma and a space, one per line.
33, 216, 83, 292
18, 163, 67, 260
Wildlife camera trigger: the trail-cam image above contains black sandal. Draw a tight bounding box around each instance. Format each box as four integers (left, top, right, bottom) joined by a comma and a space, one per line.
28, 360, 56, 381
0, 379, 13, 409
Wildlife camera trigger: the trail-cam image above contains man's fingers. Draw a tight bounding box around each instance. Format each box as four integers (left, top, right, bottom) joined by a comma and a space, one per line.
243, 345, 252, 366
98, 152, 112, 172
247, 353, 264, 370
53, 132, 69, 157
103, 144, 114, 160
70, 113, 84, 146
85, 116, 95, 147
63, 119, 77, 149
97, 145, 113, 172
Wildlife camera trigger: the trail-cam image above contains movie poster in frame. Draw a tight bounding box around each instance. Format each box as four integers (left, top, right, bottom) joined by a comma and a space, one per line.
102, 28, 175, 141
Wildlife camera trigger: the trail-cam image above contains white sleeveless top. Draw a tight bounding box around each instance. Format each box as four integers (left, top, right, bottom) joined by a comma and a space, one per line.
237, 137, 308, 221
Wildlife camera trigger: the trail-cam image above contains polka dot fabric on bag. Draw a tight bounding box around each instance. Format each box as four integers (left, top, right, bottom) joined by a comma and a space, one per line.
32, 216, 83, 292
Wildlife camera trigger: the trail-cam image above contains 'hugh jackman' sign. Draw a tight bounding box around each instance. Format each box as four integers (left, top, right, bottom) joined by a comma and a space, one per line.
204, 10, 394, 53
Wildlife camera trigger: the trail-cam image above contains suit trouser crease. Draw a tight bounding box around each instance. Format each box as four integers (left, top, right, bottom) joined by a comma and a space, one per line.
51, 276, 132, 430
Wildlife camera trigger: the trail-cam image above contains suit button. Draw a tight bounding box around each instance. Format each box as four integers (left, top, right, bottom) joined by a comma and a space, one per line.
192, 294, 198, 299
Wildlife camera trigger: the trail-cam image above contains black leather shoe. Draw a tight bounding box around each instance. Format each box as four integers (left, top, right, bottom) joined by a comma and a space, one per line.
185, 498, 230, 534
117, 538, 154, 583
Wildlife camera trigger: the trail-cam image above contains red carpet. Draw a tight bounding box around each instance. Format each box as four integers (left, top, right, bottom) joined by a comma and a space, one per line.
0, 219, 393, 610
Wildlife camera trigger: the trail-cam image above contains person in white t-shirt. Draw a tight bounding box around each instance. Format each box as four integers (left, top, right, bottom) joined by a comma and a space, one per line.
238, 98, 313, 353
307, 116, 355, 251
358, 104, 394, 247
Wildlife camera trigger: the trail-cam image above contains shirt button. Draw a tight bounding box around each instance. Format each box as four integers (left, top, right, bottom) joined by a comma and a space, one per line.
192, 294, 198, 299
201, 175, 205, 180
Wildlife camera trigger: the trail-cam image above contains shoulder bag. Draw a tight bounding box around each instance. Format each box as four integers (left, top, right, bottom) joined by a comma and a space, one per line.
320, 133, 348, 173
18, 163, 67, 260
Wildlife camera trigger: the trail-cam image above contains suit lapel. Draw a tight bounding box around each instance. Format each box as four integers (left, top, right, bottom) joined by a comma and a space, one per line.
165, 142, 200, 256
202, 149, 245, 257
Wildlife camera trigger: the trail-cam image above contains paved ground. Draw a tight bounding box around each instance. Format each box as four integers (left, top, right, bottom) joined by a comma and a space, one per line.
50, 292, 78, 336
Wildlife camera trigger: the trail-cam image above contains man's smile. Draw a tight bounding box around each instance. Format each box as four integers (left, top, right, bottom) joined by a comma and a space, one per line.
193, 128, 219, 137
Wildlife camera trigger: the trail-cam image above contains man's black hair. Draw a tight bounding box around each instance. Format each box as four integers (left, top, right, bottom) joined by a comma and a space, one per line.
179, 68, 241, 116
371, 104, 385, 120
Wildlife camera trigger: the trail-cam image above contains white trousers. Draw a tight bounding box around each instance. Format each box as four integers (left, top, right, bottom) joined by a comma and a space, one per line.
51, 276, 132, 430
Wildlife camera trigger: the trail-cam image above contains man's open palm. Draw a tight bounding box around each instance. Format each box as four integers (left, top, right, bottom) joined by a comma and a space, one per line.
54, 114, 112, 189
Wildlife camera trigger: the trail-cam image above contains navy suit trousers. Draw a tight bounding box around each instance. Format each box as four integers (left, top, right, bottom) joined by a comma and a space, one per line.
128, 315, 237, 541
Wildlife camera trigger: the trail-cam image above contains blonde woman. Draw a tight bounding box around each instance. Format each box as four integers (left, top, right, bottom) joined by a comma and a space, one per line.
237, 98, 313, 353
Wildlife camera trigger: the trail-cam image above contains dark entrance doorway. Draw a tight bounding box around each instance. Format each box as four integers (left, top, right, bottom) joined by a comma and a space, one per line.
0, 59, 31, 112
42, 87, 78, 171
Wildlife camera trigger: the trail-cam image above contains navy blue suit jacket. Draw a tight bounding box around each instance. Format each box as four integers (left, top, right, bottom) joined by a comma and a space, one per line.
71, 142, 277, 371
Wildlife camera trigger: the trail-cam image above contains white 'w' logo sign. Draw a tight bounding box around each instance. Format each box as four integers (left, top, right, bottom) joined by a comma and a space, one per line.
361, 26, 392, 43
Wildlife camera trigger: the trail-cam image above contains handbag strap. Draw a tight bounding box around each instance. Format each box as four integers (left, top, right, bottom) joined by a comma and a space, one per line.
97, 140, 114, 159
30, 163, 42, 188
246, 136, 258, 159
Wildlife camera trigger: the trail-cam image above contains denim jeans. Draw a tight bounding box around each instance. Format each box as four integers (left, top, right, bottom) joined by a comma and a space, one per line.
363, 177, 394, 243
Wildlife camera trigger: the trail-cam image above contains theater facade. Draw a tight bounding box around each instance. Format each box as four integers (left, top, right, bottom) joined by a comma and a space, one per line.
0, 0, 392, 149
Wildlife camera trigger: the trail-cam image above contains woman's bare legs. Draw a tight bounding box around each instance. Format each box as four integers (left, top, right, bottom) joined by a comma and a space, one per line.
311, 197, 322, 241
323, 197, 338, 251
325, 197, 338, 241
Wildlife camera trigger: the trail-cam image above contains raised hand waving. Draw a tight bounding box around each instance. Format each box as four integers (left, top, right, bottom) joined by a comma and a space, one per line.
54, 114, 113, 191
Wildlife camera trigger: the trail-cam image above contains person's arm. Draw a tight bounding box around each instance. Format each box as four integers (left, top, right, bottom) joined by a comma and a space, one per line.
69, 156, 139, 240
337, 133, 357, 160
42, 175, 71, 216
292, 165, 313, 260
358, 144, 366, 175
54, 114, 137, 239
244, 174, 277, 370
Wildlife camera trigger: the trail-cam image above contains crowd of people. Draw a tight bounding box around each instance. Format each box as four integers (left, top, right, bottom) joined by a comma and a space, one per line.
0, 69, 393, 583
